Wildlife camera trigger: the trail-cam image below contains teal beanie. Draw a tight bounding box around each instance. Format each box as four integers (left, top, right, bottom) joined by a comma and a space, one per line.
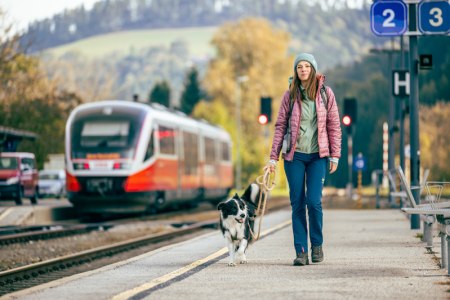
293, 53, 318, 72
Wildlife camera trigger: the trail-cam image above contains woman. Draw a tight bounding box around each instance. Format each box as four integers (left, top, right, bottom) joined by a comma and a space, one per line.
267, 53, 342, 266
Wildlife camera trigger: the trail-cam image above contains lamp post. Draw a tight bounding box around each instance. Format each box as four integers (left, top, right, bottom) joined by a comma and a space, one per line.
235, 75, 248, 191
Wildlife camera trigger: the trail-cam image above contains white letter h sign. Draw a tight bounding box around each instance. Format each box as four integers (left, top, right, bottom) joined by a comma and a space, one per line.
393, 70, 410, 97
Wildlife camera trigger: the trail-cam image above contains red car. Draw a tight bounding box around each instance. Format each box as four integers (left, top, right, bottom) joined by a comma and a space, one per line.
0, 152, 39, 205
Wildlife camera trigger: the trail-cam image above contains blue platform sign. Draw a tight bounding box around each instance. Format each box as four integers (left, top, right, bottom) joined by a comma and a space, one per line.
371, 1, 408, 36
418, 0, 450, 34
354, 154, 367, 171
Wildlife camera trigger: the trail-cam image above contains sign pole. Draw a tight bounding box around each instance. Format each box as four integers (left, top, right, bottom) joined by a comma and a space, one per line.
356, 170, 362, 209
409, 3, 421, 230
399, 36, 406, 174
347, 128, 353, 199
388, 40, 395, 207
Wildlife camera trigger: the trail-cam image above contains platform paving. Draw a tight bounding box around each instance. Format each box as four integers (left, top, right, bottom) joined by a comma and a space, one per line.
5, 209, 449, 299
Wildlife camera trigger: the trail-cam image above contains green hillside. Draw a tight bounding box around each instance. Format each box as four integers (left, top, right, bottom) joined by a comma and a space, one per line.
47, 27, 217, 58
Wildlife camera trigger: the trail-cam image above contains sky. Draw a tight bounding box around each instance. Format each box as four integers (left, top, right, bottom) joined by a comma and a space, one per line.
0, 0, 100, 32
1, 0, 366, 33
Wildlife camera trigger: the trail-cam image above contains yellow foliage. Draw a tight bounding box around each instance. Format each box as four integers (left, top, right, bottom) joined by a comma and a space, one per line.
419, 102, 450, 180
199, 17, 293, 186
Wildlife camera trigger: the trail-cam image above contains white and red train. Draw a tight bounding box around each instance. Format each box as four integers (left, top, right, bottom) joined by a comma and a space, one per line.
65, 100, 233, 213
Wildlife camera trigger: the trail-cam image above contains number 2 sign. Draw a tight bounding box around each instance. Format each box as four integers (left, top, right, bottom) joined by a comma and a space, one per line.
419, 0, 450, 34
371, 1, 408, 36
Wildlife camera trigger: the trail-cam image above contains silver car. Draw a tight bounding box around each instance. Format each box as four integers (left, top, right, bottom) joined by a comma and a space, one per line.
38, 170, 66, 199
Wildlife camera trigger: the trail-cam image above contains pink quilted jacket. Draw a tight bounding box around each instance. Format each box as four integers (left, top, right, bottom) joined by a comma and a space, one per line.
269, 75, 342, 161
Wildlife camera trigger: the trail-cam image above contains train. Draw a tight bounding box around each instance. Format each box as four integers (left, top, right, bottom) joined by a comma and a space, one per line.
65, 100, 233, 214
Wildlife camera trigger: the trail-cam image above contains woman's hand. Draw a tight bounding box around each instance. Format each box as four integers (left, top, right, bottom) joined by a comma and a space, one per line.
266, 160, 277, 173
329, 161, 338, 174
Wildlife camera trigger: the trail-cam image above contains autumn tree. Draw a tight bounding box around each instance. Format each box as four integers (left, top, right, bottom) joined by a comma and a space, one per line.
0, 11, 82, 167
418, 102, 450, 180
193, 18, 292, 187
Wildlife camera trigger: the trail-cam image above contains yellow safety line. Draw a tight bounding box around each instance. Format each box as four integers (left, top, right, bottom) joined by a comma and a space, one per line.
112, 219, 292, 300
0, 207, 14, 223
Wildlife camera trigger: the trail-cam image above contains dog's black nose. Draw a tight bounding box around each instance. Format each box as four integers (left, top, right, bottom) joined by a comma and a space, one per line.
240, 213, 245, 218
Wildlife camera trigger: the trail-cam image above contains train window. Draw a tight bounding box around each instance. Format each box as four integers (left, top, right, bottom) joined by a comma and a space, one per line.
221, 141, 231, 162
0, 157, 18, 170
21, 158, 35, 170
80, 121, 130, 148
157, 126, 176, 155
183, 131, 198, 175
204, 137, 215, 164
144, 129, 155, 161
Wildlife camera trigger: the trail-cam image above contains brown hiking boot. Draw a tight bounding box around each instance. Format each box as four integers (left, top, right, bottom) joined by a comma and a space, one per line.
311, 245, 324, 263
293, 252, 309, 266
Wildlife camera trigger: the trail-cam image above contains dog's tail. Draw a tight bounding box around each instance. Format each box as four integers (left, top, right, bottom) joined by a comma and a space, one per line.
242, 183, 262, 206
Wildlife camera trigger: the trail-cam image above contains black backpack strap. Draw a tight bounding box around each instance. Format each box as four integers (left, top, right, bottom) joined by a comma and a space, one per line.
320, 85, 328, 111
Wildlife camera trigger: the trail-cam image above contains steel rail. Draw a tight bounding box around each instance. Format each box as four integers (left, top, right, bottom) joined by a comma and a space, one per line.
0, 224, 113, 246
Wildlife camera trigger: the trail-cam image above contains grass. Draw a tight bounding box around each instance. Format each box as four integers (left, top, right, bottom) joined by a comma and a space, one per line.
46, 26, 217, 59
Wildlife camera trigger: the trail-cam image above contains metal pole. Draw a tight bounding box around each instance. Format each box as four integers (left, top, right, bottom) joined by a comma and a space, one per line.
235, 76, 248, 191
356, 170, 362, 209
399, 36, 406, 173
235, 82, 242, 191
388, 40, 395, 207
409, 3, 420, 229
347, 128, 353, 198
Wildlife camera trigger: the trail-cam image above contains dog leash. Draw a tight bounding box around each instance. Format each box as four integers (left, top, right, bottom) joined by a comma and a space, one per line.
250, 166, 276, 241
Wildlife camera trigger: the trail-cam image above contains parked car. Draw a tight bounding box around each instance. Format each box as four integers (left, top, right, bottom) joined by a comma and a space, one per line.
0, 152, 39, 205
38, 169, 66, 199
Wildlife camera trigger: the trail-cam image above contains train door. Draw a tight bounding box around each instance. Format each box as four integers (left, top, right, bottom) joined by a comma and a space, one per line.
177, 127, 183, 200
218, 140, 233, 190
154, 123, 178, 200
203, 136, 218, 189
180, 130, 200, 201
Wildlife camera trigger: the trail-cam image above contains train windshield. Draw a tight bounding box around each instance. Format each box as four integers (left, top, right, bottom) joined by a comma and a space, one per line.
0, 157, 18, 170
70, 110, 145, 159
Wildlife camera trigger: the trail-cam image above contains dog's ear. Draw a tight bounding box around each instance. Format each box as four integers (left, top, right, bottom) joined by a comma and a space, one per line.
217, 202, 224, 210
232, 193, 240, 200
241, 184, 252, 201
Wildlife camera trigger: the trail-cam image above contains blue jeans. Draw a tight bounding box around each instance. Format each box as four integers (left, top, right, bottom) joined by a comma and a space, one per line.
284, 152, 327, 254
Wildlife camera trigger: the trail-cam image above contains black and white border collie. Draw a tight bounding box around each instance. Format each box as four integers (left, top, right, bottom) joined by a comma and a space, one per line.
218, 183, 263, 266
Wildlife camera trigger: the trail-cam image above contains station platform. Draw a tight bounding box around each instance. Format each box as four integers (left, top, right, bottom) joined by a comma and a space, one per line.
5, 209, 448, 299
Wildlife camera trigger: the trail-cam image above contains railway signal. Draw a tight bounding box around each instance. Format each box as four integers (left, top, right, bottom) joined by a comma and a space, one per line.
342, 115, 352, 126
259, 97, 272, 125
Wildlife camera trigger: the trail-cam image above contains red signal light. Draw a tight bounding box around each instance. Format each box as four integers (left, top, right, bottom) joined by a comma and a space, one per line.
342, 115, 352, 126
258, 114, 268, 125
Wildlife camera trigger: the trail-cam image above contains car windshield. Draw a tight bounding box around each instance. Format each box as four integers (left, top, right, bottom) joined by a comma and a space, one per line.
39, 174, 60, 180
0, 157, 18, 170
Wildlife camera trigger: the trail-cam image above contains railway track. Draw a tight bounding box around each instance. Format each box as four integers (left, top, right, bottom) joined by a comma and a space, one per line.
0, 224, 114, 246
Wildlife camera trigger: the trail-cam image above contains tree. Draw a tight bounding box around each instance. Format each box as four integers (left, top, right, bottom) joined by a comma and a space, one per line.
149, 80, 171, 107
195, 18, 292, 187
418, 102, 450, 180
0, 12, 82, 167
180, 67, 202, 115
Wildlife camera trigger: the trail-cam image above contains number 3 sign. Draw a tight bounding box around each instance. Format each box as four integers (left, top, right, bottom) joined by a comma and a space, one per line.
419, 0, 450, 34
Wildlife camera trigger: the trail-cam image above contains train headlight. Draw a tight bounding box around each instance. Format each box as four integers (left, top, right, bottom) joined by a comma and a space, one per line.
113, 162, 131, 170
74, 163, 90, 170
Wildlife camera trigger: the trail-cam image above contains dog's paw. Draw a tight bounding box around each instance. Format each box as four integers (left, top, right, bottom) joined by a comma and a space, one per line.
239, 259, 248, 264
227, 262, 236, 267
